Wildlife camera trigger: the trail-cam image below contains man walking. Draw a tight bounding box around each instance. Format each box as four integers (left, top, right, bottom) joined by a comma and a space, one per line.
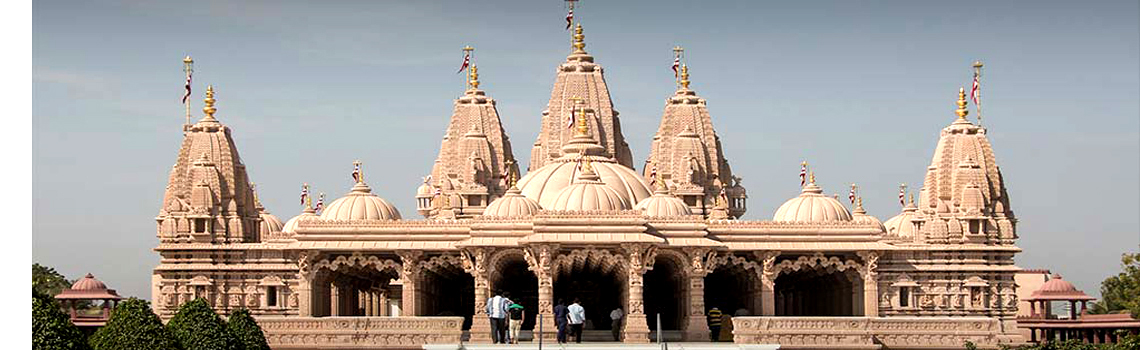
609, 307, 623, 341
507, 299, 525, 344
707, 306, 723, 342
485, 290, 510, 344
553, 299, 569, 344
567, 298, 586, 343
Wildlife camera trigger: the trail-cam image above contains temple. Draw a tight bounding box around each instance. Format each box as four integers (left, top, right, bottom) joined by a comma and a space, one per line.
152, 21, 1030, 350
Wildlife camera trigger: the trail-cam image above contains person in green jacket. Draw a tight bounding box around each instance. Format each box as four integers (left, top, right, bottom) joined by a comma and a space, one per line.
507, 302, 525, 344
707, 307, 723, 342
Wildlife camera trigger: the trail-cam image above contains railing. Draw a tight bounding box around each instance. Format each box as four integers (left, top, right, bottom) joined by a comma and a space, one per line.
256, 316, 464, 349
732, 316, 1000, 349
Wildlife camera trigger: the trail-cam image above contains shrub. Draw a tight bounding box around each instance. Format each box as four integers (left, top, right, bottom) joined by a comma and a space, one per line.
88, 298, 177, 350
226, 309, 270, 350
33, 289, 89, 350
166, 298, 237, 350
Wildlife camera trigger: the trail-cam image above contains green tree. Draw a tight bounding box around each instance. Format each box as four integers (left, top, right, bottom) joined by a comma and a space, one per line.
33, 289, 89, 350
166, 298, 237, 350
226, 309, 270, 350
1088, 253, 1140, 318
88, 298, 178, 350
33, 263, 73, 297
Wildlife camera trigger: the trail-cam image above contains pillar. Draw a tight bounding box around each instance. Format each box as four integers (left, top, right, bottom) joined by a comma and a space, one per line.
467, 248, 493, 344
330, 281, 341, 316
379, 291, 389, 316
621, 245, 653, 344
399, 251, 423, 316
859, 252, 880, 317
1070, 301, 1077, 320
759, 251, 779, 316
683, 275, 709, 341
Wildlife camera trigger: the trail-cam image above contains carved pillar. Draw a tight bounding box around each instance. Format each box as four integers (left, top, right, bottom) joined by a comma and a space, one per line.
621, 244, 655, 343
756, 251, 780, 316
398, 250, 423, 316
683, 248, 715, 341
379, 291, 389, 316
463, 248, 493, 344
330, 280, 341, 316
525, 244, 558, 343
858, 251, 880, 317
296, 251, 315, 317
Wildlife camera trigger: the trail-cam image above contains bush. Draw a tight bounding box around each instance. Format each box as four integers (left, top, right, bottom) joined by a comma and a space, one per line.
33, 289, 89, 350
226, 309, 270, 350
166, 298, 237, 350
88, 298, 178, 350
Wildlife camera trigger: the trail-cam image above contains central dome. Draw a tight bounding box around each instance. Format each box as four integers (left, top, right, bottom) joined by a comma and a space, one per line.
320, 182, 402, 221
548, 164, 631, 211
773, 182, 852, 222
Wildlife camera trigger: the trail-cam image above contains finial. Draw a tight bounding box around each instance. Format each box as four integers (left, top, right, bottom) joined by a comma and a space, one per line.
856, 196, 864, 209
955, 87, 969, 120
183, 55, 193, 64
973, 60, 983, 69
673, 46, 684, 56
574, 98, 589, 136
680, 64, 691, 89
809, 171, 816, 185
908, 193, 915, 205
655, 168, 667, 192
469, 65, 480, 89
302, 183, 311, 209
202, 85, 217, 120
352, 160, 364, 183
572, 23, 586, 53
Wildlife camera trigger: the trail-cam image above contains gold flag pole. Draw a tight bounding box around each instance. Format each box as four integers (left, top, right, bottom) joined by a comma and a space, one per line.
973, 60, 983, 126
567, 0, 579, 48
673, 46, 684, 89
462, 45, 474, 92
183, 56, 194, 130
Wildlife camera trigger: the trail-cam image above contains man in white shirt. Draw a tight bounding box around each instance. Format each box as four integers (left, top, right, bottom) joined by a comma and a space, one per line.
609, 307, 624, 341
485, 290, 510, 344
567, 298, 586, 343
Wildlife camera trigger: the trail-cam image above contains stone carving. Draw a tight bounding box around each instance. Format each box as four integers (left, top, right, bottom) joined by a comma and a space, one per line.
731, 316, 999, 348
259, 316, 464, 347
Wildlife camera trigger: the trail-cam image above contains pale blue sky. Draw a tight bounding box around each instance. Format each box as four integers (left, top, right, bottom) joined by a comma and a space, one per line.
34, 0, 1139, 300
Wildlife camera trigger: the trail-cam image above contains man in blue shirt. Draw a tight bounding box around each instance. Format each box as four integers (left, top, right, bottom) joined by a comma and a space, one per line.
552, 298, 569, 344
485, 290, 510, 344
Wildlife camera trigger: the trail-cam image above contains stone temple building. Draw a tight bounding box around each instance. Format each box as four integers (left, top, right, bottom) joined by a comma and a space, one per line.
152, 23, 1025, 349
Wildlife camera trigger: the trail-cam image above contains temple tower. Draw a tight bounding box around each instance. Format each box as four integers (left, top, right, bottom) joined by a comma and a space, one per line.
528, 23, 635, 171
156, 86, 261, 244
417, 58, 519, 219
912, 88, 1017, 245
644, 62, 747, 218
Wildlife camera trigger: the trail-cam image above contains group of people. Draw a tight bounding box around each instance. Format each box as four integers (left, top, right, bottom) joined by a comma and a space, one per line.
485, 292, 627, 344
706, 306, 750, 342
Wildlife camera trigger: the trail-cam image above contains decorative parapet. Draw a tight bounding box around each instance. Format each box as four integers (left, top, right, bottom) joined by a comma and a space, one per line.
732, 316, 1000, 350
257, 316, 463, 349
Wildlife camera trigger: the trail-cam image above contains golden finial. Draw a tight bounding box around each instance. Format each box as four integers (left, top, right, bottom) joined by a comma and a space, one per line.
582, 158, 593, 174
202, 85, 217, 120
908, 193, 915, 205
353, 160, 363, 183
655, 168, 667, 192
973, 60, 983, 69
469, 65, 480, 89
572, 23, 586, 53
303, 183, 311, 209
680, 64, 691, 89
809, 171, 816, 185
573, 98, 589, 136
955, 87, 969, 120
183, 55, 193, 64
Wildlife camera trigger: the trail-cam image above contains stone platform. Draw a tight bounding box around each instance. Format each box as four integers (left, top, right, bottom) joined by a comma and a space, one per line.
425, 343, 778, 350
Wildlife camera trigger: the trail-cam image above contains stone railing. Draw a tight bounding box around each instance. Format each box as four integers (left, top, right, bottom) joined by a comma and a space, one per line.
257, 316, 463, 349
733, 316, 1000, 350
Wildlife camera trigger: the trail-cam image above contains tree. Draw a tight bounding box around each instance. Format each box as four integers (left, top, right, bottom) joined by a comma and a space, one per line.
226, 309, 270, 350
88, 298, 178, 350
1088, 253, 1140, 318
166, 298, 237, 350
33, 263, 73, 297
33, 289, 89, 350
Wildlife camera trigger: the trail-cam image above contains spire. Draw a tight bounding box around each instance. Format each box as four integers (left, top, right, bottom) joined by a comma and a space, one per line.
809, 171, 816, 185
201, 85, 218, 122
954, 87, 970, 123
572, 23, 586, 54
679, 64, 691, 90
468, 65, 480, 90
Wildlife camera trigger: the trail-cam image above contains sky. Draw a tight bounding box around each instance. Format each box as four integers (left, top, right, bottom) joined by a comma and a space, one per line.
33, 0, 1139, 301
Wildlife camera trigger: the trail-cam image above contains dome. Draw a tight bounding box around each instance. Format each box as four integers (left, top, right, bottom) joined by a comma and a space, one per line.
851, 199, 885, 232
482, 187, 542, 217
56, 273, 122, 300
635, 186, 693, 217
260, 211, 284, 235
773, 183, 852, 222
320, 182, 402, 220
282, 207, 318, 234
518, 157, 650, 210
883, 201, 919, 238
548, 164, 631, 211
416, 181, 433, 197
71, 273, 108, 291
1028, 274, 1095, 301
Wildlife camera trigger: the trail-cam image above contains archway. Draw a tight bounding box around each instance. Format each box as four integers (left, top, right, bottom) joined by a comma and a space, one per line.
554, 249, 625, 335
644, 252, 686, 331
309, 254, 401, 317
419, 259, 475, 329
704, 263, 760, 317
490, 252, 539, 332
774, 268, 862, 316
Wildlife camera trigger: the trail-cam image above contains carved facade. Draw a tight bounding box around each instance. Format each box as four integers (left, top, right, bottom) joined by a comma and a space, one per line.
152, 24, 1025, 350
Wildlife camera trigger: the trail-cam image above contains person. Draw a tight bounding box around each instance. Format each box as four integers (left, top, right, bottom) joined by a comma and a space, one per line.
707, 306, 723, 342
567, 298, 586, 343
508, 300, 525, 344
734, 307, 749, 317
609, 307, 624, 341
502, 292, 515, 343
485, 290, 510, 344
553, 299, 569, 344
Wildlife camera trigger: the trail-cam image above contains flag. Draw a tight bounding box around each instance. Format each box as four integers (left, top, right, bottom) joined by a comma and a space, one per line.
315, 194, 324, 213
848, 184, 856, 204
799, 162, 807, 187
182, 70, 192, 104
351, 163, 361, 183
567, 104, 576, 128
672, 56, 680, 78
970, 71, 980, 106
300, 185, 309, 205
898, 186, 906, 206
648, 163, 658, 186
565, 7, 574, 30
457, 53, 470, 74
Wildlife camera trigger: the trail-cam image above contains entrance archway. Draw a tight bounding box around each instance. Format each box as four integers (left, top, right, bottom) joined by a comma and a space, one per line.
704, 263, 760, 317
490, 252, 538, 331
554, 249, 625, 335
309, 254, 401, 317
419, 260, 475, 329
774, 269, 862, 316
644, 253, 685, 331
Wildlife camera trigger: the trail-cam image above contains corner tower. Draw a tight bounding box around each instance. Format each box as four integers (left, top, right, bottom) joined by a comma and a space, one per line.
156, 86, 261, 244
529, 24, 634, 171
417, 57, 519, 219
644, 61, 747, 218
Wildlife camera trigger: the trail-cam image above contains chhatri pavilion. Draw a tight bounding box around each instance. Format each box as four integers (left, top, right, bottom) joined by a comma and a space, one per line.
152, 20, 1025, 350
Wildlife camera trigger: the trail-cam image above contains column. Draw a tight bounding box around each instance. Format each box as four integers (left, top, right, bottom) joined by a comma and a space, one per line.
859, 252, 880, 317
465, 249, 493, 344
365, 289, 374, 316
758, 251, 779, 316
330, 280, 341, 316
372, 290, 381, 316
621, 245, 652, 343
379, 291, 389, 316
683, 275, 709, 341
1070, 301, 1077, 320
399, 251, 423, 316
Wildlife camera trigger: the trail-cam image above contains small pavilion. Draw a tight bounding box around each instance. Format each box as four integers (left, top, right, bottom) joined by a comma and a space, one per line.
1019, 274, 1140, 344
54, 273, 123, 328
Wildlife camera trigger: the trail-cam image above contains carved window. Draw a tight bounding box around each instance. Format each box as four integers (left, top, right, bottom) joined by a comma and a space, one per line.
469, 196, 481, 207
267, 286, 278, 307
899, 287, 910, 307
969, 220, 980, 235
195, 219, 206, 233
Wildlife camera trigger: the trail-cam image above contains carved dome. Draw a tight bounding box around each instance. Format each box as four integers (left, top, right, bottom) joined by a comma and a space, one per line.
851, 199, 885, 233
548, 164, 631, 211
884, 201, 919, 238
773, 183, 852, 222
517, 154, 650, 210
71, 273, 108, 291
55, 273, 122, 300
416, 181, 433, 196
320, 182, 402, 221
259, 211, 283, 235
482, 186, 542, 217
635, 186, 693, 217
1028, 274, 1095, 301
282, 207, 318, 234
